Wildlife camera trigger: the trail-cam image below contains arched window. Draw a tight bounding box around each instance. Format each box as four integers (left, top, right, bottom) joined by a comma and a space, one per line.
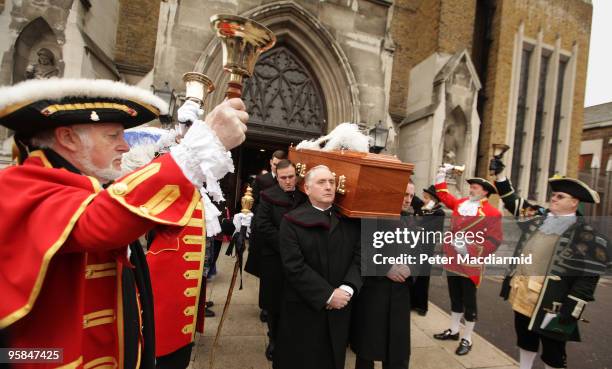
243, 46, 326, 139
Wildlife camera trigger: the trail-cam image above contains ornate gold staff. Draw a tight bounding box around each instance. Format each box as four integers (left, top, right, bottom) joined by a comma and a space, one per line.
209, 186, 254, 367
210, 14, 276, 99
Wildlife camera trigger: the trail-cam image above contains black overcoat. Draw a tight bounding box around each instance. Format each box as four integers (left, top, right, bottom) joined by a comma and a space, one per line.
273, 203, 362, 369
255, 185, 307, 313
245, 171, 276, 277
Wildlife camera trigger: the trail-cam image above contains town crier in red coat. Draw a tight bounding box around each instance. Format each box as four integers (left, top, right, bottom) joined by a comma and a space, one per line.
431, 164, 503, 357
0, 78, 248, 369
121, 100, 227, 369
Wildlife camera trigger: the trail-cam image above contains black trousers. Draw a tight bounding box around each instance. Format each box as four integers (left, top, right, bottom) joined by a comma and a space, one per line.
355, 356, 409, 369
514, 312, 567, 368
267, 311, 280, 341
447, 273, 477, 322
210, 238, 223, 274
156, 343, 194, 369
410, 276, 430, 311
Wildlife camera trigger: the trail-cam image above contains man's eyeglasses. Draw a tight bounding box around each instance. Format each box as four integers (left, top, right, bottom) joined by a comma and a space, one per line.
551, 193, 572, 200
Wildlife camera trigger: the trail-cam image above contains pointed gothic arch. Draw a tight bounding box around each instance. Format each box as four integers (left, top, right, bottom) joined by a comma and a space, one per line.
195, 1, 360, 140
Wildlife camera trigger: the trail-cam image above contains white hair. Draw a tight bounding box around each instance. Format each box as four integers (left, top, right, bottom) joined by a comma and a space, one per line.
304, 165, 333, 186
29, 129, 56, 149
28, 124, 94, 150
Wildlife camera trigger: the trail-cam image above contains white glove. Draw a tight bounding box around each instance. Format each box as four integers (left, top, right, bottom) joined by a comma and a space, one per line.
177, 100, 203, 125
435, 164, 452, 184
232, 212, 253, 236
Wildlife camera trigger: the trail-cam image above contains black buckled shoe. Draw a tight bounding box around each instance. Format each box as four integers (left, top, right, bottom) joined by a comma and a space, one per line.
204, 307, 215, 317
265, 341, 275, 361
455, 338, 472, 355
433, 329, 460, 341
260, 309, 268, 323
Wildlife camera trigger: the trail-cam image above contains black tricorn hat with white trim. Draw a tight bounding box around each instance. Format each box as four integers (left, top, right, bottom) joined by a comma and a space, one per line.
0, 78, 168, 137
548, 176, 600, 204
466, 177, 497, 196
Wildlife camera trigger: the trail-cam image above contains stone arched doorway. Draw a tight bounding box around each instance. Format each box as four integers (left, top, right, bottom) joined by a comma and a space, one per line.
195, 2, 359, 208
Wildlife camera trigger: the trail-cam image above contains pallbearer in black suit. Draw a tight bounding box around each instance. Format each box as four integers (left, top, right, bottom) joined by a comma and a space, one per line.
274, 165, 362, 369
245, 149, 287, 323
252, 149, 287, 212
410, 185, 446, 316
255, 159, 308, 360
349, 181, 414, 369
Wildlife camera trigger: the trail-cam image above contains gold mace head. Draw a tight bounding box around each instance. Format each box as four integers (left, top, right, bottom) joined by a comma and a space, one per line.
210, 14, 276, 85
182, 72, 215, 106
241, 185, 255, 213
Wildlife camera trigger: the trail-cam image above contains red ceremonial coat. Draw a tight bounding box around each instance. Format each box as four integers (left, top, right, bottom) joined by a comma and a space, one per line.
434, 181, 503, 286
146, 203, 207, 356
0, 150, 200, 369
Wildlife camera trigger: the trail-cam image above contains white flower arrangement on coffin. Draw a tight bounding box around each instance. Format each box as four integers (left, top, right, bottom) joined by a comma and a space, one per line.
295, 123, 370, 152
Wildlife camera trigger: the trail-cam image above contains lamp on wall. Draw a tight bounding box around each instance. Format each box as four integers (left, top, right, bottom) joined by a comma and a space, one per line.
151, 81, 176, 126
368, 120, 389, 154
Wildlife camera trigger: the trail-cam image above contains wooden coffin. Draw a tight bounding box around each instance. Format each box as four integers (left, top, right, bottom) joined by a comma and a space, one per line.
288, 147, 414, 218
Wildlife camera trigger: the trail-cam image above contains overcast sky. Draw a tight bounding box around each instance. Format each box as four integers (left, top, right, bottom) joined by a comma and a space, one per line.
585, 0, 612, 107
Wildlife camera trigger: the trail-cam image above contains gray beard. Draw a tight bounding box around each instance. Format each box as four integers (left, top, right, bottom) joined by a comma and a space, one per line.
79, 156, 125, 183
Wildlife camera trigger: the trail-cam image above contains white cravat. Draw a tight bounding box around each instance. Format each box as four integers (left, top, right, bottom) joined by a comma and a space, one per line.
458, 199, 481, 216
539, 212, 577, 235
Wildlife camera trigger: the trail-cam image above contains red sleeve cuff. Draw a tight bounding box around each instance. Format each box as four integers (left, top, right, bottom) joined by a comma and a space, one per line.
435, 182, 449, 192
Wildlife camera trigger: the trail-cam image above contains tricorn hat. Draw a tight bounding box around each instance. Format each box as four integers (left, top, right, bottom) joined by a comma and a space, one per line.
423, 185, 440, 202
548, 176, 600, 204
0, 78, 168, 137
466, 177, 497, 196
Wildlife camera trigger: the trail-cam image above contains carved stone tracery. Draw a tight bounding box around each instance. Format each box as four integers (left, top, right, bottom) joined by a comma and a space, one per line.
243, 46, 325, 135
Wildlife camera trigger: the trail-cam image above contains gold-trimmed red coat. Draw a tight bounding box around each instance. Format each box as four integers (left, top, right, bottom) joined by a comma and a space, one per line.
146, 203, 207, 356
0, 150, 200, 369
434, 181, 503, 286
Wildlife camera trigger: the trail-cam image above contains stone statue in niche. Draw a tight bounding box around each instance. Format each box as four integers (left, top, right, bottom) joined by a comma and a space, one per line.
24, 48, 59, 80
451, 63, 471, 89
443, 124, 459, 164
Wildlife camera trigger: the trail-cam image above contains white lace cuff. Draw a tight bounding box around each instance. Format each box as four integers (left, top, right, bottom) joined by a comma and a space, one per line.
200, 190, 221, 236
170, 119, 234, 204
